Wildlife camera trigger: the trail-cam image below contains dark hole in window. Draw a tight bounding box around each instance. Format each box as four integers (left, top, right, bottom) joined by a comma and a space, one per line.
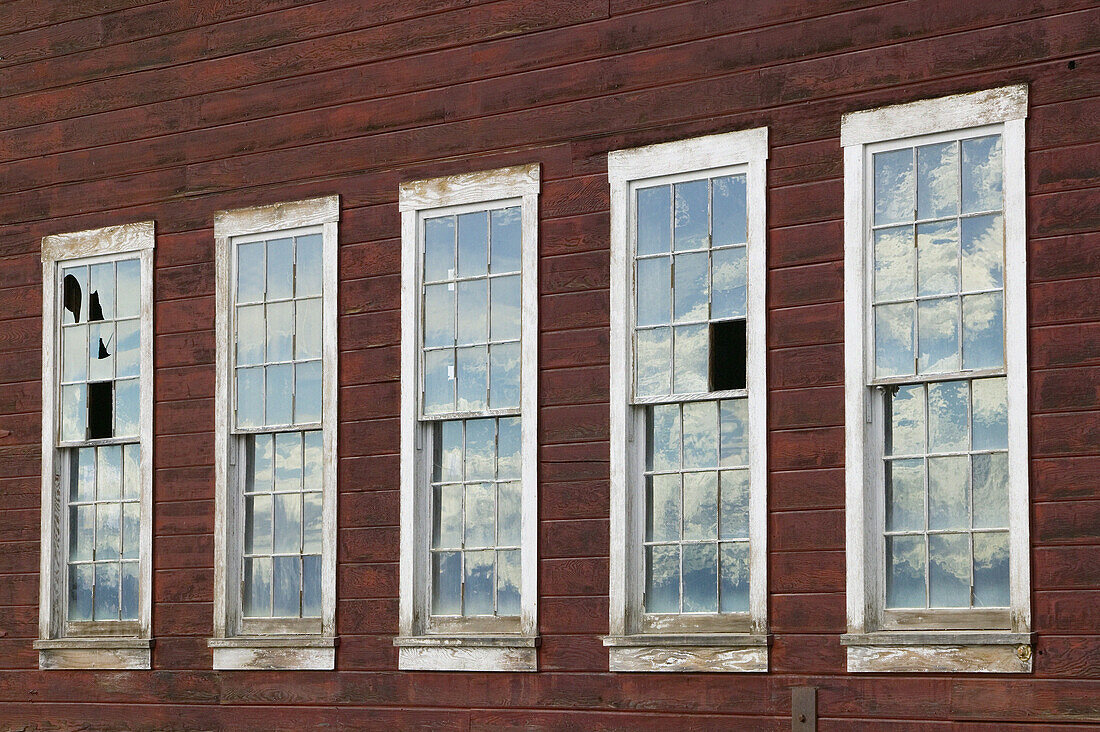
87, 382, 113, 439
89, 291, 104, 322
710, 319, 746, 391
97, 337, 112, 360
63, 274, 82, 323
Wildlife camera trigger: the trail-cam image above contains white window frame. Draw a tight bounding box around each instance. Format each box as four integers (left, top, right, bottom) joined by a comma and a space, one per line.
841, 85, 1033, 673
395, 164, 540, 672
210, 196, 339, 670
604, 129, 769, 672
36, 221, 155, 670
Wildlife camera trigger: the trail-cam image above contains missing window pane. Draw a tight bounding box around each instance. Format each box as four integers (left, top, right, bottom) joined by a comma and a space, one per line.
710, 320, 746, 391
63, 274, 83, 323
87, 381, 114, 439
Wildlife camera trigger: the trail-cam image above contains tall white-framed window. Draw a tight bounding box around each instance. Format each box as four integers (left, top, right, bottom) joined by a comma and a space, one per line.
210, 196, 339, 671
36, 222, 155, 670
396, 164, 539, 672
605, 129, 769, 673
841, 86, 1032, 673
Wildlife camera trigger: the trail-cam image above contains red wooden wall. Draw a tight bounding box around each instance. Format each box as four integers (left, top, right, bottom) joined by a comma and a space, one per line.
0, 0, 1097, 728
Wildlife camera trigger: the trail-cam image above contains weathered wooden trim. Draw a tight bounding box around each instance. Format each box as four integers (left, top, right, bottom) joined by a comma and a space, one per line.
398, 163, 539, 211
846, 642, 1033, 673
607, 127, 769, 663
212, 644, 336, 672
840, 84, 1028, 147
37, 644, 152, 671
393, 635, 539, 648
397, 645, 537, 672
603, 634, 768, 647
41, 221, 155, 262
213, 195, 339, 239
841, 631, 1032, 646
608, 645, 768, 673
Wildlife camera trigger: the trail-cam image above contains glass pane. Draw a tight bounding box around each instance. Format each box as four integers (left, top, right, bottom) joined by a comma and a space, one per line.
237, 241, 265, 304
973, 531, 1010, 607
274, 493, 302, 554
115, 319, 140, 379
122, 504, 139, 560
497, 481, 521, 546
423, 349, 454, 415
115, 378, 139, 439
888, 384, 925, 456
295, 299, 322, 360
302, 554, 322, 617
94, 563, 120, 620
89, 262, 116, 321
682, 542, 718, 613
929, 533, 970, 607
962, 292, 1004, 371
457, 211, 489, 278
496, 549, 521, 616
436, 420, 464, 483
673, 323, 709, 394
961, 215, 1003, 291
72, 447, 96, 502
431, 551, 461, 615
236, 367, 264, 428
674, 179, 708, 251
886, 458, 925, 532
490, 275, 521, 341
97, 446, 122, 500
120, 561, 139, 620
244, 556, 272, 617
302, 492, 322, 554
61, 384, 86, 442
711, 175, 747, 246
265, 364, 293, 425
681, 400, 718, 469
918, 297, 960, 374
973, 452, 1009, 528
245, 494, 273, 554
682, 471, 718, 541
122, 444, 140, 500
972, 377, 1008, 451
424, 216, 456, 282
266, 238, 294, 300
647, 404, 680, 472
275, 432, 303, 492
711, 246, 747, 320
886, 535, 926, 608
961, 135, 1002, 214
646, 473, 680, 543
61, 265, 89, 324
432, 484, 463, 549
875, 302, 915, 378
304, 431, 324, 485
490, 207, 522, 274
917, 220, 959, 297
719, 542, 750, 612
95, 503, 121, 560
88, 322, 114, 382
637, 185, 672, 256
719, 469, 749, 539
489, 342, 520, 410
266, 301, 294, 363
455, 345, 488, 411
645, 544, 680, 613
294, 361, 322, 424
673, 252, 708, 322
62, 324, 88, 382
296, 234, 323, 298
247, 434, 275, 492
635, 327, 671, 398
719, 398, 748, 467
116, 259, 141, 318
423, 284, 454, 349
273, 556, 301, 617
465, 418, 496, 481
456, 279, 488, 346
68, 505, 94, 561
636, 257, 671, 327
874, 148, 914, 226
874, 226, 914, 302
464, 550, 494, 615
928, 455, 968, 530
916, 141, 959, 220
496, 417, 521, 481
68, 564, 93, 621
464, 482, 495, 549
927, 380, 968, 453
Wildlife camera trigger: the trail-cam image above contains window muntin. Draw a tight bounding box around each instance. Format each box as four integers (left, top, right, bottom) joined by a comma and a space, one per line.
231, 229, 324, 622
418, 203, 524, 625
867, 130, 1011, 615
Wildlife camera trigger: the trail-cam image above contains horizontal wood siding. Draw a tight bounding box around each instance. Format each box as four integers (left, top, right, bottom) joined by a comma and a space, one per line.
0, 0, 1097, 727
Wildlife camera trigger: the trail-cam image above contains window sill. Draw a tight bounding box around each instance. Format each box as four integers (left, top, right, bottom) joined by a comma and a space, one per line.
841, 631, 1034, 673
35, 637, 152, 670
208, 635, 337, 671
393, 635, 539, 672
602, 634, 770, 673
